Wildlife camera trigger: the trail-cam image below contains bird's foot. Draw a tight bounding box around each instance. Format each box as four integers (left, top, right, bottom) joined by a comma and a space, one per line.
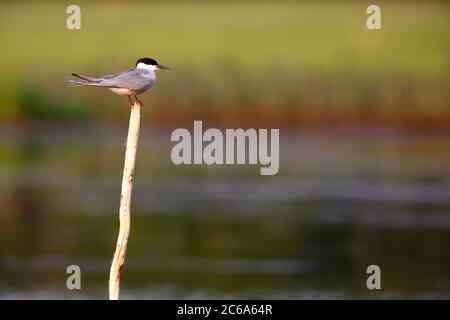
134, 96, 143, 107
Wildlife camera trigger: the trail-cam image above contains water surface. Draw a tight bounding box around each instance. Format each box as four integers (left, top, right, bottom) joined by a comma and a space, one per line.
0, 123, 449, 299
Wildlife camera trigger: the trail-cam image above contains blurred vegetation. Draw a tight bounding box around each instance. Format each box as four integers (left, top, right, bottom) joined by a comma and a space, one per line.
0, 0, 449, 125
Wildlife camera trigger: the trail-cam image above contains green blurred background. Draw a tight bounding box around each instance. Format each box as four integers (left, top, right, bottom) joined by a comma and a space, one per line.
0, 0, 449, 299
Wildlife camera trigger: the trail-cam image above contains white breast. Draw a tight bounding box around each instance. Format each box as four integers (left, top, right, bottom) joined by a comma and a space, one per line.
109, 88, 136, 96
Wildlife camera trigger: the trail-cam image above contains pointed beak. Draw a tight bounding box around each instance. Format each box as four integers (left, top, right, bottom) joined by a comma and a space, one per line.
157, 64, 170, 70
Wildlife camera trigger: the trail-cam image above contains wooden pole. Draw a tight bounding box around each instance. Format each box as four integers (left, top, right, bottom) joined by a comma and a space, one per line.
109, 100, 142, 300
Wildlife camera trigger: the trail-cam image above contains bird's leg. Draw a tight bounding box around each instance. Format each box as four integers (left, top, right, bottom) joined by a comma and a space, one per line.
134, 95, 143, 107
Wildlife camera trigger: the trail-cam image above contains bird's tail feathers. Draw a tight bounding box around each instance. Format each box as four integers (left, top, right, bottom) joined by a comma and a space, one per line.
66, 79, 117, 88
71, 73, 101, 83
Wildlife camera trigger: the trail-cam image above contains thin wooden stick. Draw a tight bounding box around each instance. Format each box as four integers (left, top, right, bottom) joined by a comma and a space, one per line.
109, 100, 142, 300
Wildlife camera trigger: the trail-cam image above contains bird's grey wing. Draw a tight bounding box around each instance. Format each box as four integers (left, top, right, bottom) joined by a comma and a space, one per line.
102, 68, 135, 79
103, 69, 150, 91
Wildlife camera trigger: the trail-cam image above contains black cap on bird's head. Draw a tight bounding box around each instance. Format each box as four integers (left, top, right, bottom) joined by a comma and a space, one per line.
136, 57, 170, 70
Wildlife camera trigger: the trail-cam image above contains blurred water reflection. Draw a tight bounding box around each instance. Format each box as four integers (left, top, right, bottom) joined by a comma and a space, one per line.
0, 123, 449, 299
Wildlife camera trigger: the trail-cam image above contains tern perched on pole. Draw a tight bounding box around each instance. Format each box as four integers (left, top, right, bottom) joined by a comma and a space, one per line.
67, 57, 169, 299
67, 57, 169, 105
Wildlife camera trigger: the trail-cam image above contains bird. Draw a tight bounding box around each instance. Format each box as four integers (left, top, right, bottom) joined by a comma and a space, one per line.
67, 57, 170, 106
